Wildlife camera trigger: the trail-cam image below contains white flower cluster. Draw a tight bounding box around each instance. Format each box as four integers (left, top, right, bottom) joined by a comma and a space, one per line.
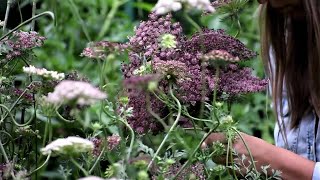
23, 65, 65, 80
46, 80, 107, 105
153, 0, 215, 15
0, 20, 4, 27
41, 136, 94, 156
78, 177, 104, 180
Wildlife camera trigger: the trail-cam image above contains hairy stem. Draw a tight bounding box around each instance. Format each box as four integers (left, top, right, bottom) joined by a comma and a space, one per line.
147, 84, 182, 170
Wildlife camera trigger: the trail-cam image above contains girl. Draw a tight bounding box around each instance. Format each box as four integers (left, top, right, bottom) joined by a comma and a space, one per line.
203, 0, 320, 179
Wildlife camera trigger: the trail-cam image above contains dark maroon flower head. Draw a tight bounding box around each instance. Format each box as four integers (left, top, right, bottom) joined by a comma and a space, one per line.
124, 74, 161, 90
219, 64, 268, 96
128, 13, 183, 58
183, 29, 257, 60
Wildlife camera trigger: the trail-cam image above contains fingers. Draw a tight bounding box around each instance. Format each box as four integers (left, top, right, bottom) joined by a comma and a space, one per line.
201, 133, 227, 149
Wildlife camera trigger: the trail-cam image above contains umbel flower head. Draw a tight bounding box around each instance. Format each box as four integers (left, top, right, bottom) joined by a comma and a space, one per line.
41, 136, 94, 156
46, 80, 107, 106
1, 30, 45, 60
153, 0, 215, 15
23, 65, 65, 80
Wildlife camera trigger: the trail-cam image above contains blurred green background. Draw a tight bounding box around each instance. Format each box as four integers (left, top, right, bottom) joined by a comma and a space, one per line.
1, 0, 275, 142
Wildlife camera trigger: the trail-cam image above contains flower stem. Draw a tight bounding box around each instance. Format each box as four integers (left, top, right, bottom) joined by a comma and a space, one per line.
89, 147, 106, 174
232, 128, 257, 172
147, 84, 182, 170
30, 0, 37, 31
2, 0, 12, 34
28, 153, 51, 175
70, 157, 89, 176
118, 118, 135, 163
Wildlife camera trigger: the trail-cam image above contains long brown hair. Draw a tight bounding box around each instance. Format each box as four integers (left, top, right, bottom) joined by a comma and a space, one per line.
260, 0, 320, 129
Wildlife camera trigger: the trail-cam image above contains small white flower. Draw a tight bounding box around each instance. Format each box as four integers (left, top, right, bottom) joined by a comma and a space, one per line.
153, 0, 182, 15
0, 20, 4, 27
46, 80, 107, 106
41, 136, 94, 156
23, 65, 65, 80
153, 0, 215, 15
78, 176, 105, 180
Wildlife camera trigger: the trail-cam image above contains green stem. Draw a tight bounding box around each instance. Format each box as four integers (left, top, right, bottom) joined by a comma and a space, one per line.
147, 84, 182, 170
55, 110, 75, 123
232, 128, 257, 172
173, 128, 215, 179
68, 0, 91, 41
97, 0, 127, 39
0, 11, 55, 41
0, 104, 33, 127
0, 138, 16, 179
2, 0, 12, 33
146, 93, 168, 130
30, 0, 37, 31
70, 157, 89, 176
28, 153, 51, 175
89, 146, 106, 174
118, 118, 135, 163
227, 130, 238, 180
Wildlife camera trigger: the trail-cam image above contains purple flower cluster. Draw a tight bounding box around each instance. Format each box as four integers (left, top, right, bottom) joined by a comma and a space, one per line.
107, 134, 121, 151
129, 13, 183, 58
83, 12, 267, 133
81, 41, 127, 59
184, 29, 256, 60
219, 64, 268, 96
1, 31, 45, 60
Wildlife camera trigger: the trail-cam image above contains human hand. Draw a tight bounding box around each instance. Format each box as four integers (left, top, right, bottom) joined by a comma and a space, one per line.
201, 132, 271, 170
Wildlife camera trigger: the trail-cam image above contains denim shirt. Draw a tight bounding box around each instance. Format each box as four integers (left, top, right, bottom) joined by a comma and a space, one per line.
274, 97, 320, 179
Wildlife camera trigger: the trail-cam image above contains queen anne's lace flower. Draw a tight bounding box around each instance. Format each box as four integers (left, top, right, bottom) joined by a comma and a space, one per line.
78, 176, 105, 180
153, 0, 182, 15
46, 80, 107, 105
41, 136, 94, 156
153, 0, 215, 15
23, 65, 65, 80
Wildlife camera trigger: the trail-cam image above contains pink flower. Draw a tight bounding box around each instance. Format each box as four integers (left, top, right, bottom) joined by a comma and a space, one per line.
46, 80, 107, 105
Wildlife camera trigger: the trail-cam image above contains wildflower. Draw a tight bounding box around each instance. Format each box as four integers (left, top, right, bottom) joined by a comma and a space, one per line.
41, 136, 94, 156
78, 176, 105, 180
91, 137, 103, 157
184, 0, 216, 13
46, 80, 107, 106
23, 65, 65, 80
81, 41, 127, 59
152, 59, 189, 82
202, 50, 240, 63
107, 134, 121, 151
0, 20, 3, 27
2, 31, 45, 60
160, 34, 177, 49
153, 0, 215, 15
153, 0, 182, 15
124, 74, 161, 90
133, 62, 152, 75
184, 29, 257, 60
219, 65, 268, 96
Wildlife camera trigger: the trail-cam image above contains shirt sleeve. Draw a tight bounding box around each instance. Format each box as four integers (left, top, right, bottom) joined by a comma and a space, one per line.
312, 162, 320, 180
